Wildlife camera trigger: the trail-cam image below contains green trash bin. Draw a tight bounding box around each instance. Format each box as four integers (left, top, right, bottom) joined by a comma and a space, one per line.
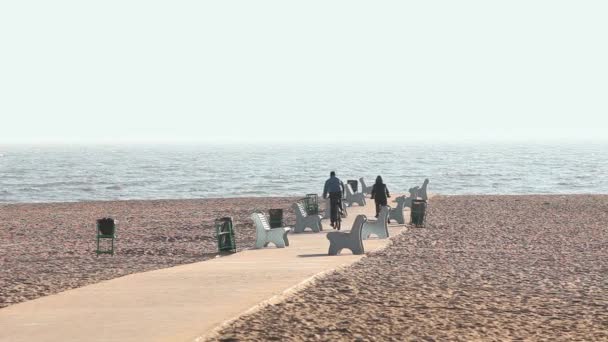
304, 194, 319, 215
96, 217, 117, 256
410, 200, 427, 227
215, 217, 236, 253
268, 209, 284, 228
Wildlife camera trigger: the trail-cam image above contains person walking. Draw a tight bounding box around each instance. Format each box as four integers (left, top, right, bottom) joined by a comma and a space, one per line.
323, 171, 344, 229
370, 175, 390, 218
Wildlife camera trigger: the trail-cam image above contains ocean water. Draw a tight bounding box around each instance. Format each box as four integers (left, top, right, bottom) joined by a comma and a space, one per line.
0, 143, 607, 204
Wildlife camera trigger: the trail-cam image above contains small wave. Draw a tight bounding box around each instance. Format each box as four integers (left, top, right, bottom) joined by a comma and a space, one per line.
19, 187, 42, 192
80, 187, 95, 192
26, 181, 92, 188
106, 185, 122, 190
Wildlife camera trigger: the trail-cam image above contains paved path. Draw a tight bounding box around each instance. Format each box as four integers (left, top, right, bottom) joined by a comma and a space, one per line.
0, 197, 410, 342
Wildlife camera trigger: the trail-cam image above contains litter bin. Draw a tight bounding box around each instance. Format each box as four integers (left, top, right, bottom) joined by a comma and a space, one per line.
215, 217, 236, 253
96, 218, 117, 256
410, 200, 427, 227
268, 209, 284, 228
97, 218, 115, 235
347, 180, 358, 193
304, 194, 319, 215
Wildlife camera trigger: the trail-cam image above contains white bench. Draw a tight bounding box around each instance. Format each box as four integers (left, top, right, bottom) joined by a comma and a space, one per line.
251, 213, 291, 248
345, 183, 366, 207
417, 179, 429, 200
327, 214, 367, 255
362, 206, 390, 239
292, 202, 323, 233
359, 177, 374, 195
388, 195, 413, 224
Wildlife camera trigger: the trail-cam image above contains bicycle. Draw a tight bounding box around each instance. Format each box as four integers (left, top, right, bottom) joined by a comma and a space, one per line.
334, 196, 342, 230
327, 192, 343, 230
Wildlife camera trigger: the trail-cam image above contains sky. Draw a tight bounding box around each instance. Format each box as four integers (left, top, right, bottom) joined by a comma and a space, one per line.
1, 1, 606, 144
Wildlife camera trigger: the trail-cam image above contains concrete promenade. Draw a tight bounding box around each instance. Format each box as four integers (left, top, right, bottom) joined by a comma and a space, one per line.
0, 197, 409, 342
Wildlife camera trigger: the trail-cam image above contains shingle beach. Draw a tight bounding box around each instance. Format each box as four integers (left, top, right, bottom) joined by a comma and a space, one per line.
209, 195, 608, 341
0, 197, 297, 309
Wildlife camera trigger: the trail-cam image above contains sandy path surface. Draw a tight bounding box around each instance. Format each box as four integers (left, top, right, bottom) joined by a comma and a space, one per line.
0, 197, 297, 308
210, 195, 608, 341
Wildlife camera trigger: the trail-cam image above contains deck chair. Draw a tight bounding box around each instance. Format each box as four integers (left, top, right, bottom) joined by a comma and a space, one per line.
359, 177, 374, 195
327, 214, 367, 255
345, 183, 366, 207
251, 213, 290, 248
292, 202, 323, 233
388, 195, 413, 224
362, 206, 390, 239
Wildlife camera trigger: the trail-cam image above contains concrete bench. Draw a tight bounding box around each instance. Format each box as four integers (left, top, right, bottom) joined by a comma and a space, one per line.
292, 202, 323, 233
362, 206, 390, 239
345, 183, 366, 207
327, 214, 367, 255
388, 195, 413, 224
359, 177, 374, 195
251, 213, 290, 248
417, 179, 429, 200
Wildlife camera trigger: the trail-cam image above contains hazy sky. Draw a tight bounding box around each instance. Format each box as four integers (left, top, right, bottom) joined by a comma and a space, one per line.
1, 1, 606, 144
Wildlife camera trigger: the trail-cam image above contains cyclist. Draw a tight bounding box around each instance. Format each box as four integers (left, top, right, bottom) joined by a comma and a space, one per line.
322, 171, 345, 229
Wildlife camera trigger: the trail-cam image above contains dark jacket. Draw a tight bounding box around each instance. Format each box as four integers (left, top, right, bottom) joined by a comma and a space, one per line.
371, 183, 390, 202
323, 176, 344, 198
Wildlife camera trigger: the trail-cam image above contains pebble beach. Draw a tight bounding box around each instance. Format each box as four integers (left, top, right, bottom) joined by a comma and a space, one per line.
2, 195, 607, 341
210, 195, 608, 341
0, 197, 297, 309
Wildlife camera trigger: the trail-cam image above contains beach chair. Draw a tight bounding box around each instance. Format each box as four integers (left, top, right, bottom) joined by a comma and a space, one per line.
96, 218, 117, 256
345, 183, 366, 207
388, 195, 413, 224
251, 213, 291, 248
362, 206, 390, 240
417, 179, 429, 201
292, 202, 323, 233
359, 177, 374, 195
322, 198, 348, 219
327, 214, 367, 255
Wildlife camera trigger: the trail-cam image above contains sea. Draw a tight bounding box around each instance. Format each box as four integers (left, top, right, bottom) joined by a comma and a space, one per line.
1, 143, 607, 204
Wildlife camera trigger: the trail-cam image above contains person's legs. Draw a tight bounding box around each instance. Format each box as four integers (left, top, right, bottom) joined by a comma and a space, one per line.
329, 192, 339, 227
375, 200, 381, 217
